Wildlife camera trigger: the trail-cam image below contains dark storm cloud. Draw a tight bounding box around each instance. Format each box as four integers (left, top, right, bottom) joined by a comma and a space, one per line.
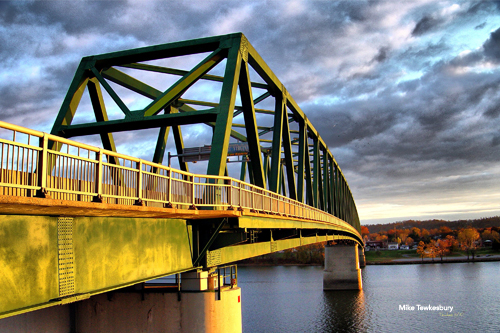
483, 27, 500, 62
411, 15, 442, 36
474, 22, 486, 30
466, 1, 500, 15
372, 46, 390, 63
305, 47, 500, 188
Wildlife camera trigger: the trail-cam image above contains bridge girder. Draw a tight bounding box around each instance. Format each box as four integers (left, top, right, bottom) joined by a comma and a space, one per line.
50, 33, 360, 232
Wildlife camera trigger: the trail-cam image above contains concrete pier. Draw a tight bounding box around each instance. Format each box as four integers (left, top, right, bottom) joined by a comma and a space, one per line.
0, 272, 242, 333
323, 244, 363, 290
358, 246, 366, 268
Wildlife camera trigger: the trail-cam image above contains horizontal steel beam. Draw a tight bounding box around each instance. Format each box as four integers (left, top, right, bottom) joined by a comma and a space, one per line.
57, 110, 218, 137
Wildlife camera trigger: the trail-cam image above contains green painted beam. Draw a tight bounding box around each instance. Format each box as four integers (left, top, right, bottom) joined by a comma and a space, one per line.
121, 63, 268, 90
312, 138, 320, 208
322, 147, 329, 213
143, 48, 225, 117
90, 67, 132, 118
239, 60, 266, 188
87, 78, 119, 166
282, 107, 297, 200
206, 234, 361, 267
0, 215, 194, 319
58, 110, 218, 138
92, 33, 231, 68
207, 37, 242, 177
269, 94, 285, 193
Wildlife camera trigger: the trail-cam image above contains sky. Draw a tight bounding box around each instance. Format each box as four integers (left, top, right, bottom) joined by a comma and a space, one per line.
0, 0, 499, 225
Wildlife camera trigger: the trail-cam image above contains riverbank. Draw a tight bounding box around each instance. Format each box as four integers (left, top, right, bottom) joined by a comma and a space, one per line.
364, 248, 500, 264
367, 256, 500, 265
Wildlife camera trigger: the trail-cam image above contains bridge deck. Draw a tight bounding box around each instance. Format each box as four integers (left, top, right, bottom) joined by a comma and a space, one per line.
0, 121, 361, 320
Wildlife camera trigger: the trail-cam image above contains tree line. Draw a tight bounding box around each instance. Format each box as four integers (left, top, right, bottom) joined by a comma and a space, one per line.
362, 224, 500, 261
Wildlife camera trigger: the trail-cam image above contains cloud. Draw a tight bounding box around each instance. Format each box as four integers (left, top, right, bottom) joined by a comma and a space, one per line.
412, 15, 442, 36
483, 27, 500, 62
0, 0, 499, 224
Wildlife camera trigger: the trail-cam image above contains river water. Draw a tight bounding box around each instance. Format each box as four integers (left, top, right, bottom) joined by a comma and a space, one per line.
238, 262, 500, 333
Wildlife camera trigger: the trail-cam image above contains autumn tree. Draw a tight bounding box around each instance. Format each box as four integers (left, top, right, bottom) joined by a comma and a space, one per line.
439, 226, 453, 236
410, 227, 421, 240
445, 235, 458, 252
416, 241, 426, 262
481, 229, 500, 242
429, 228, 440, 237
399, 229, 410, 244
436, 239, 451, 262
458, 228, 480, 261
405, 237, 414, 247
421, 228, 430, 240
425, 240, 438, 262
361, 226, 370, 238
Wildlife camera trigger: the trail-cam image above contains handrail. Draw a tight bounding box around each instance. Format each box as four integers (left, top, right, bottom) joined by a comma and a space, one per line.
0, 121, 360, 238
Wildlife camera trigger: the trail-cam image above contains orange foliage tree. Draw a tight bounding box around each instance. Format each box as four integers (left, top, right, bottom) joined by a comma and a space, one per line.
458, 228, 480, 261
416, 241, 426, 262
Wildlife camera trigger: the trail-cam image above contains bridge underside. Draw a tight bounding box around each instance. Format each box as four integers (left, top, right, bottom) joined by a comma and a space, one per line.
0, 196, 360, 319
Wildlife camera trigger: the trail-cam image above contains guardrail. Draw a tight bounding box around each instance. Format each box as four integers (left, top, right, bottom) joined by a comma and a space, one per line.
0, 121, 359, 236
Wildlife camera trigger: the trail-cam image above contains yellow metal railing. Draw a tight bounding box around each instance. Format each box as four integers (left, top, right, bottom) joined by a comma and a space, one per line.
0, 121, 359, 236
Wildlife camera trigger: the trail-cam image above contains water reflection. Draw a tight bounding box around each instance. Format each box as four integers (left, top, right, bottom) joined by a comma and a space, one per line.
316, 290, 366, 333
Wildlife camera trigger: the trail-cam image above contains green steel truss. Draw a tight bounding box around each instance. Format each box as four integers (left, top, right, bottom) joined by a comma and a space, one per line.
51, 33, 360, 232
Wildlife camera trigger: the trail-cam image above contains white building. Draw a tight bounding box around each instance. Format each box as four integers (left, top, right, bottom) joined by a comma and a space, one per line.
388, 242, 399, 250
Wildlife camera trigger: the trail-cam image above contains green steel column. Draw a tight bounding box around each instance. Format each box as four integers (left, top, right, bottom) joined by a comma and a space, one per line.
239, 60, 265, 188
297, 120, 306, 203
282, 102, 297, 200
322, 148, 329, 213
207, 40, 242, 177
312, 138, 320, 208
304, 139, 314, 207
328, 157, 335, 215
269, 94, 285, 193
240, 159, 247, 181
87, 78, 119, 165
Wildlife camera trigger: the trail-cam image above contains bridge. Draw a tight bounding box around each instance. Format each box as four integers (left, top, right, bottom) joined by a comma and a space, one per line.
0, 33, 363, 332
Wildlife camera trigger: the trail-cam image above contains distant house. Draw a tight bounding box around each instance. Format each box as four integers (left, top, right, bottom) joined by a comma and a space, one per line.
388, 242, 399, 250
400, 244, 410, 250
365, 241, 385, 250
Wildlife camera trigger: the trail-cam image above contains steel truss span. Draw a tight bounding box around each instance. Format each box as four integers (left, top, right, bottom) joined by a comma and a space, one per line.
50, 32, 360, 232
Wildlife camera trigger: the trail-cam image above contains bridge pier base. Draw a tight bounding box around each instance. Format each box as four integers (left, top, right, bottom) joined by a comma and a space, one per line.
0, 278, 242, 333
323, 244, 363, 290
76, 286, 242, 333
359, 246, 366, 268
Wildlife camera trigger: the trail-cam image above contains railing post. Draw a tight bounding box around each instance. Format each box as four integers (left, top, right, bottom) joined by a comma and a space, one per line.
239, 182, 242, 209
167, 168, 172, 205
251, 185, 254, 211
228, 179, 232, 209
35, 133, 49, 198
93, 149, 103, 202
192, 176, 195, 206
135, 160, 144, 206
189, 175, 196, 210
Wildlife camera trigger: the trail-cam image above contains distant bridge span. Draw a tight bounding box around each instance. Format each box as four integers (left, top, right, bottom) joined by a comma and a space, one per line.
0, 33, 362, 321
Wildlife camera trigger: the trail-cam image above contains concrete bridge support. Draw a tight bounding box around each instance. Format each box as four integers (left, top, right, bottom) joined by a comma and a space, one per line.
323, 244, 363, 290
0, 272, 242, 333
359, 246, 366, 268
